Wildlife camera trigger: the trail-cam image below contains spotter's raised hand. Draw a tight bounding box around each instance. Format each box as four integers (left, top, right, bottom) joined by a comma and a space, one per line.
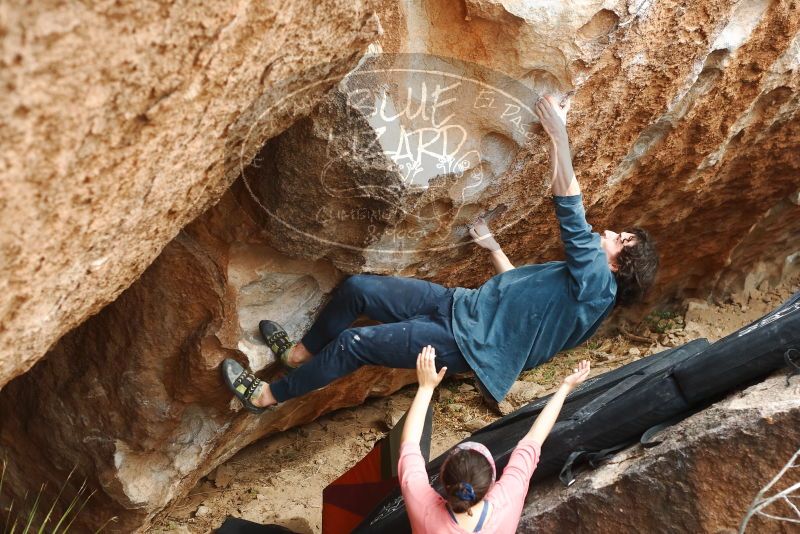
563, 359, 591, 391
416, 345, 446, 390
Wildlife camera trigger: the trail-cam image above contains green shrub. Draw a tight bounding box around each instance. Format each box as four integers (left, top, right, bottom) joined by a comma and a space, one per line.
644, 309, 684, 334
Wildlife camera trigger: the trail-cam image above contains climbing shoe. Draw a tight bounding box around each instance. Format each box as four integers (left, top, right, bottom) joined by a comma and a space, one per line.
221, 358, 267, 414
259, 320, 298, 369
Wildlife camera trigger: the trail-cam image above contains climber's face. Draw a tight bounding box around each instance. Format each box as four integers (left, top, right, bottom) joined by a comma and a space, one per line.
600, 230, 636, 272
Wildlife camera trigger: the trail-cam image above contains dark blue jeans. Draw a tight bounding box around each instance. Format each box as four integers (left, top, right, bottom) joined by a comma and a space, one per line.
269, 274, 472, 402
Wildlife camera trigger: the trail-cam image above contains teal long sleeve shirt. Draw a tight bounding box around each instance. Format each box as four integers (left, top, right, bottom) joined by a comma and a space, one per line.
450, 195, 617, 402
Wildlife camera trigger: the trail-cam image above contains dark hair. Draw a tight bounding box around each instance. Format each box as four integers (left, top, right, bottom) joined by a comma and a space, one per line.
614, 227, 659, 307
441, 449, 493, 515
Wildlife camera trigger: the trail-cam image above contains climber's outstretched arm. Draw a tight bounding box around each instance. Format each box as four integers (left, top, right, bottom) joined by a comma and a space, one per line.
536, 95, 580, 197
488, 249, 515, 274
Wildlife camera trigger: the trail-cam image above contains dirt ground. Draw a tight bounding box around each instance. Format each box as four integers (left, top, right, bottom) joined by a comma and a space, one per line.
150, 273, 799, 534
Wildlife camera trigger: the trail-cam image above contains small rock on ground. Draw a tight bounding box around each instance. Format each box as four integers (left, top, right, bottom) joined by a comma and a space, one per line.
507, 381, 546, 406
195, 505, 211, 517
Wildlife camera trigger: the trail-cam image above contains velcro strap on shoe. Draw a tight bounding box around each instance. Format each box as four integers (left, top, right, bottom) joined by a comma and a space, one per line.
267, 331, 292, 356
234, 370, 261, 401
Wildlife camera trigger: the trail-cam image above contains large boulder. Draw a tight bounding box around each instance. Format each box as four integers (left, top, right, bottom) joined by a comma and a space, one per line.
0, 0, 383, 388
253, 0, 800, 295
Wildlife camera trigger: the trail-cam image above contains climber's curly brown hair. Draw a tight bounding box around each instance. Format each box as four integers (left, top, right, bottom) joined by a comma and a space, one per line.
614, 227, 659, 307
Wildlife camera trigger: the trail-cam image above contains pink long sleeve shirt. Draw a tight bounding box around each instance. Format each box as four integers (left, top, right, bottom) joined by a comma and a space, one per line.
398, 439, 541, 533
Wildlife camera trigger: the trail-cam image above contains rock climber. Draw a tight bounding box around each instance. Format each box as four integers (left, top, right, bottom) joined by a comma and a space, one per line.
398, 345, 591, 533
220, 94, 659, 414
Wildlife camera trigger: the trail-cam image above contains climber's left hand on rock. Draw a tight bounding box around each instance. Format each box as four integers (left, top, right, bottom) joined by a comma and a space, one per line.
468, 217, 501, 252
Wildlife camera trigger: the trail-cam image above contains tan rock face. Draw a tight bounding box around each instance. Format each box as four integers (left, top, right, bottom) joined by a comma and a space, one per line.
247, 52, 537, 272
0, 0, 383, 388
251, 0, 800, 297
1, 0, 799, 531
518, 373, 800, 533
714, 194, 800, 297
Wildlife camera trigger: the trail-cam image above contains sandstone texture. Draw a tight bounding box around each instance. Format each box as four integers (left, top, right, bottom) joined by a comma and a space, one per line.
1, 0, 799, 532
518, 373, 800, 533
243, 0, 800, 301
0, 0, 383, 387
